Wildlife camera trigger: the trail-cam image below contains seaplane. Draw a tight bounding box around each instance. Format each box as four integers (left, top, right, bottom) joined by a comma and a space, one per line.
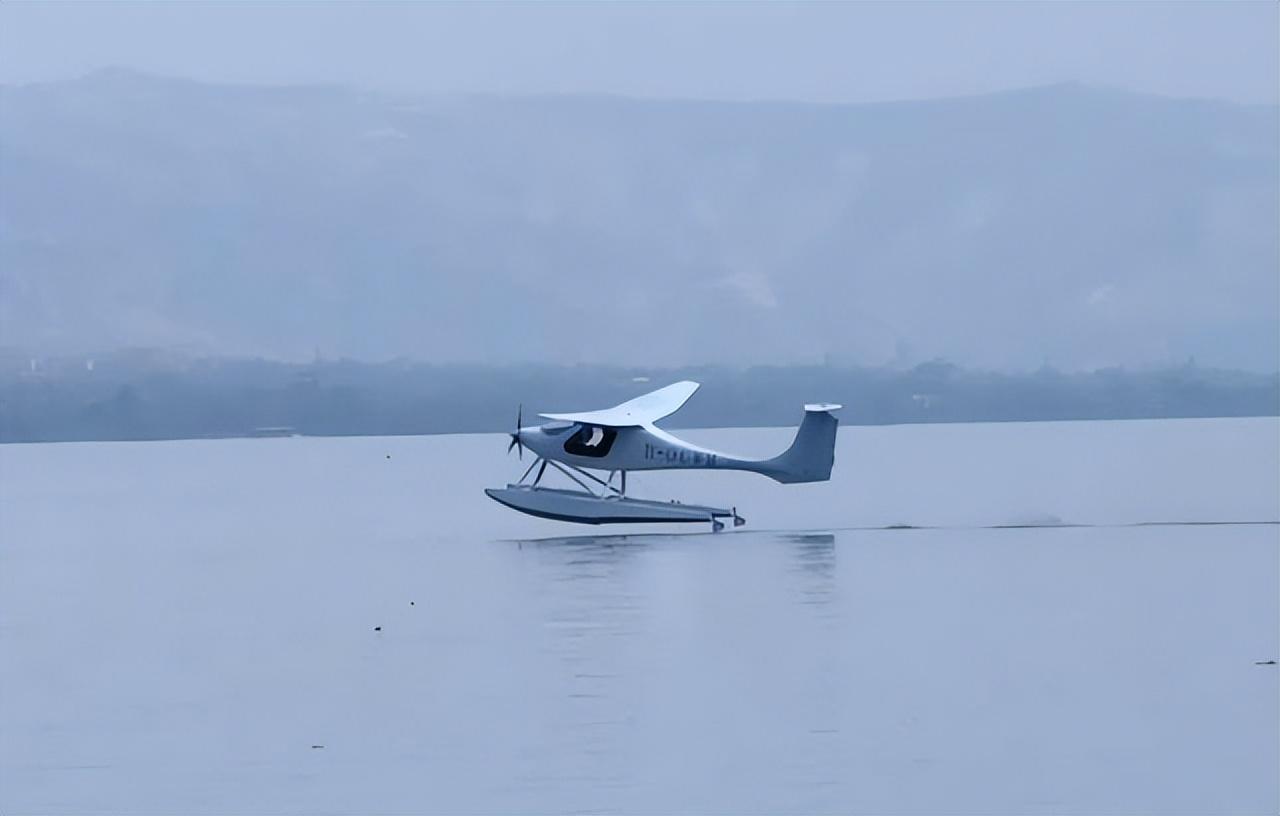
485, 381, 840, 531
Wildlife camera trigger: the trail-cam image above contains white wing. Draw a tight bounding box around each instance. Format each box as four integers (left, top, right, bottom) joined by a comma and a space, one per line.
540, 381, 700, 427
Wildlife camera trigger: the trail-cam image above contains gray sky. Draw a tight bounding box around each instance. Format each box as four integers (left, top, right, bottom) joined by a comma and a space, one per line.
1, 1, 1276, 104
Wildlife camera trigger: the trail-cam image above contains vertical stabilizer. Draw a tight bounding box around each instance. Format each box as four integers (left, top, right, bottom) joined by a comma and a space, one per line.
758, 404, 841, 483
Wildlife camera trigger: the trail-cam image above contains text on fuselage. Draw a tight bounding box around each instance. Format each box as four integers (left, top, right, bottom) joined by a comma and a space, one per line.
644, 444, 717, 467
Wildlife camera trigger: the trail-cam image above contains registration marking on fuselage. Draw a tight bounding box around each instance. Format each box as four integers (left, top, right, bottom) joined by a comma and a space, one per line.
644, 443, 717, 467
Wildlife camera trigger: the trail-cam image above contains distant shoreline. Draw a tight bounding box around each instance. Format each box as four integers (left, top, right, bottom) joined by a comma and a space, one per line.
3, 356, 1275, 445
3, 411, 1278, 447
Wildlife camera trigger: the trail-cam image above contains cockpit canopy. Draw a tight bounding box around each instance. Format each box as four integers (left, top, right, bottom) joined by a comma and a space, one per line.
562, 424, 617, 457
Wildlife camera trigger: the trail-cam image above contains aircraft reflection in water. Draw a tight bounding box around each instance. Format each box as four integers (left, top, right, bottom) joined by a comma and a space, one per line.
485, 381, 840, 531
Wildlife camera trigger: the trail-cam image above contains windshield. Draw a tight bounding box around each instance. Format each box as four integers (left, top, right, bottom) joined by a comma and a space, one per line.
563, 425, 617, 457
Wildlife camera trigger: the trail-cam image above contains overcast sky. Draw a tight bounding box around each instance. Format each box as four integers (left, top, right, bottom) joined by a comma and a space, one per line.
1, 1, 1276, 104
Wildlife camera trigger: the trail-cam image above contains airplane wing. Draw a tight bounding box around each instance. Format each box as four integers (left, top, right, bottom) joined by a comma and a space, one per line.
540, 381, 700, 427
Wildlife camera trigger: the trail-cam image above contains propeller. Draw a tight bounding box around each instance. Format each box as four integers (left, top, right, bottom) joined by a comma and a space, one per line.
507, 404, 523, 459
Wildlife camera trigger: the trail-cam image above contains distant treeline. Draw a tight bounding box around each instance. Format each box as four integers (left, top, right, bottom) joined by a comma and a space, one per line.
0, 351, 1276, 443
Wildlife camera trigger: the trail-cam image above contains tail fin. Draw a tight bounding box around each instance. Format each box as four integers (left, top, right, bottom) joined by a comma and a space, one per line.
761, 404, 841, 483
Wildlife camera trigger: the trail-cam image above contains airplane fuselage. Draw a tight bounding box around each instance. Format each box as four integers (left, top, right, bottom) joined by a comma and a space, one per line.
515, 403, 839, 484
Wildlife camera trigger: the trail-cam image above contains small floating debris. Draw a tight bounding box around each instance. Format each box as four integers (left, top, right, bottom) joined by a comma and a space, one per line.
373, 626, 382, 632
1256, 660, 1277, 666
409, 601, 415, 606
386, 455, 391, 459
311, 744, 325, 750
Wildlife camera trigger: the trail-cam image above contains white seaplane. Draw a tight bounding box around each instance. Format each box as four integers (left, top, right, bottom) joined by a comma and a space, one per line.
485, 381, 840, 530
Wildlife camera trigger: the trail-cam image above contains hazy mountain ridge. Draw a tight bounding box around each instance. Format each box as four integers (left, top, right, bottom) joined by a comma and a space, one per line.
2, 69, 1276, 369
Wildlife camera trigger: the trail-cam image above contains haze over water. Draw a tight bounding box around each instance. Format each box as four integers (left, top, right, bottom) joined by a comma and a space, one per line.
2, 418, 1277, 814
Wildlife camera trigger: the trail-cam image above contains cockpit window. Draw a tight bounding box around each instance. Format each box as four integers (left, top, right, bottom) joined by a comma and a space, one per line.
541, 421, 575, 436
563, 424, 617, 457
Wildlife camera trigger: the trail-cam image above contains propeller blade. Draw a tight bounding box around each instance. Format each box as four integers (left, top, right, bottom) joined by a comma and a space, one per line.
514, 404, 524, 459
507, 434, 517, 454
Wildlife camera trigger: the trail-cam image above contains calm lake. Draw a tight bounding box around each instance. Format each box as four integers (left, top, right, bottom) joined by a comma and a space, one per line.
2, 418, 1277, 814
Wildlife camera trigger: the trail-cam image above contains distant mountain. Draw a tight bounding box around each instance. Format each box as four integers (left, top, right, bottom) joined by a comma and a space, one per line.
1, 69, 1276, 369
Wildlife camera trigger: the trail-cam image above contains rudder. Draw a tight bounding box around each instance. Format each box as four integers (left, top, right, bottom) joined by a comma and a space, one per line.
762, 404, 841, 483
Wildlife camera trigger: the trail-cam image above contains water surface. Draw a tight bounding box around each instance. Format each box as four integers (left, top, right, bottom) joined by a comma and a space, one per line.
2, 418, 1277, 814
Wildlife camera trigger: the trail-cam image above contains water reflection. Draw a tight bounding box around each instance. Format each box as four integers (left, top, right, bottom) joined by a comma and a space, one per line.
500, 531, 657, 805
785, 532, 837, 572
508, 528, 851, 804
783, 532, 838, 618
520, 532, 652, 554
